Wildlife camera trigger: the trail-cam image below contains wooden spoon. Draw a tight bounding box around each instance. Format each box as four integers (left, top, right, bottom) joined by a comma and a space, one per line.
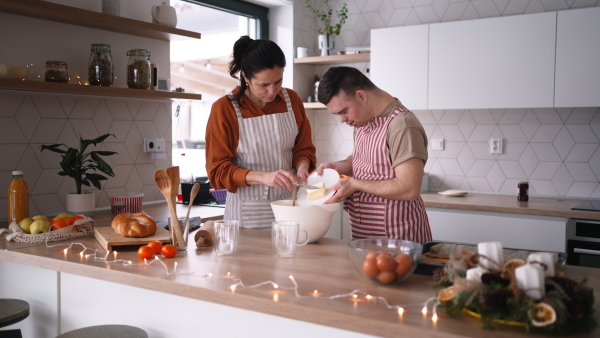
182, 183, 200, 241
166, 166, 180, 206
155, 169, 185, 248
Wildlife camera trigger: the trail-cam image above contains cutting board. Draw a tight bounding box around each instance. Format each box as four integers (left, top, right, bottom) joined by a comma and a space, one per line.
94, 226, 170, 251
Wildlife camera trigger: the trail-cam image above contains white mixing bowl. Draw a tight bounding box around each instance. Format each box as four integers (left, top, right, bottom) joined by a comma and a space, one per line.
271, 200, 340, 243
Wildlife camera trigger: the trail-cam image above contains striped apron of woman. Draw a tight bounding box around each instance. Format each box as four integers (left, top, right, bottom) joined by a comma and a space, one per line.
223, 88, 298, 228
344, 109, 432, 243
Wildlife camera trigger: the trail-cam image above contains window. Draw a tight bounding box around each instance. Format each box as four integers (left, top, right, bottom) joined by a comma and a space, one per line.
170, 0, 268, 182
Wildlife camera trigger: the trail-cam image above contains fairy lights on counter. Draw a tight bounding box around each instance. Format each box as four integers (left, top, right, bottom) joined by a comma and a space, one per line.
48, 239, 442, 323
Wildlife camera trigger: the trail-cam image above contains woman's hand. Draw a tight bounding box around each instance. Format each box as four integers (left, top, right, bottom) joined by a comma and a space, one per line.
261, 170, 298, 191
296, 160, 310, 183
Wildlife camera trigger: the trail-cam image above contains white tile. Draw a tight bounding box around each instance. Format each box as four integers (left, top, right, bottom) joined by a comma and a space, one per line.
518, 145, 539, 177
430, 109, 445, 123
363, 11, 386, 29
468, 142, 495, 160
105, 164, 133, 189
439, 109, 464, 124
466, 177, 492, 191
470, 109, 495, 124
499, 124, 528, 142
315, 138, 337, 155
439, 124, 464, 141
457, 145, 475, 174
106, 99, 133, 121
32, 96, 66, 118
107, 120, 133, 143
126, 100, 142, 118
141, 184, 160, 201
524, 0, 546, 15
492, 0, 510, 13
390, 0, 413, 9
353, 14, 371, 43
29, 118, 67, 144
136, 101, 161, 121
556, 108, 574, 123
591, 184, 600, 199
590, 148, 600, 181
92, 101, 113, 136
566, 182, 597, 198
31, 168, 63, 195
55, 122, 79, 151
58, 97, 77, 117
105, 143, 133, 165
567, 107, 597, 124
31, 194, 65, 216
432, 0, 451, 20
0, 93, 25, 117
531, 161, 561, 180
441, 175, 465, 190
531, 143, 561, 161
14, 97, 41, 142
486, 162, 505, 192
0, 144, 26, 171
414, 110, 437, 124
529, 179, 558, 197
498, 160, 525, 178
70, 98, 100, 119
442, 0, 469, 21
499, 108, 527, 125
69, 119, 100, 139
473, 0, 502, 17
414, 4, 440, 23
468, 125, 495, 142
565, 143, 599, 162
531, 124, 562, 143
437, 141, 465, 158
405, 8, 424, 25
438, 158, 463, 175
553, 126, 575, 160
155, 104, 171, 138
125, 166, 145, 193
591, 111, 600, 140
467, 159, 495, 177
503, 0, 530, 14
566, 124, 599, 143
540, 0, 570, 11
461, 2, 481, 20
519, 109, 540, 142
498, 178, 520, 195
458, 110, 476, 140
19, 146, 43, 190
571, 0, 600, 8
566, 162, 597, 182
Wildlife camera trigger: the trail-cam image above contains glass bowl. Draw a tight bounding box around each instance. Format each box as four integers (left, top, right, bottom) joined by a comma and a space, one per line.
348, 238, 423, 285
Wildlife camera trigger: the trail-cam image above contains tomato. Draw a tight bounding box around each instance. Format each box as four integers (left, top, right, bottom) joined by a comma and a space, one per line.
147, 240, 163, 254
161, 244, 178, 258
137, 245, 155, 259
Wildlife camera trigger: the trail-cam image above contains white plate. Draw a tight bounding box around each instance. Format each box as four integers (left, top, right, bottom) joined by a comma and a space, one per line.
297, 169, 340, 206
438, 190, 468, 197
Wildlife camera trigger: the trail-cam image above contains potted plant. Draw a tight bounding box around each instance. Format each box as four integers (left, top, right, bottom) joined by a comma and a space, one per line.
40, 134, 117, 216
304, 0, 348, 56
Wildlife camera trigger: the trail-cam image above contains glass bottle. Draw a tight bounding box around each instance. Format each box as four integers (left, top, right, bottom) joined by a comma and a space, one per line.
7, 171, 29, 225
88, 43, 114, 86
126, 49, 151, 89
44, 61, 69, 83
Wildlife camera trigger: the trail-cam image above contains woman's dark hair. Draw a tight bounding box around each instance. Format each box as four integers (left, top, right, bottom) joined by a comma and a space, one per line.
318, 66, 376, 105
228, 35, 286, 104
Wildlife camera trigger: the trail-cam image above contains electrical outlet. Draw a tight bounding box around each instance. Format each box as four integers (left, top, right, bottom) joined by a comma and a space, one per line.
431, 138, 444, 150
144, 138, 165, 153
489, 138, 503, 154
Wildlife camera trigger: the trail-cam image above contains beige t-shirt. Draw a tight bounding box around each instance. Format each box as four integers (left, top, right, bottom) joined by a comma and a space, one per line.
379, 100, 428, 169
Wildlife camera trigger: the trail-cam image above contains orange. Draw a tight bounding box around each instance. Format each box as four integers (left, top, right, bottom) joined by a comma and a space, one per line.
161, 244, 178, 258
137, 245, 155, 259
66, 215, 85, 225
50, 218, 69, 231
438, 285, 461, 302
147, 240, 163, 254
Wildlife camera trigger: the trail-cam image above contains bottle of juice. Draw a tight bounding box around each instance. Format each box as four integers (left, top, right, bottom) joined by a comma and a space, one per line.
7, 170, 29, 224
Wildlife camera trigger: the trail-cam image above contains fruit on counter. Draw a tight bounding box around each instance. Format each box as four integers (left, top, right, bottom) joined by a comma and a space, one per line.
137, 245, 155, 259
394, 253, 413, 279
161, 244, 178, 258
361, 251, 414, 284
66, 215, 85, 225
30, 219, 51, 234
529, 302, 557, 327
55, 212, 73, 219
50, 218, 69, 231
32, 215, 48, 221
438, 285, 461, 302
147, 240, 163, 254
18, 218, 35, 234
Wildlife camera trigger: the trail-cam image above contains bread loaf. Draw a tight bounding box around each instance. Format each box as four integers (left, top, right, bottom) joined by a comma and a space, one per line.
111, 212, 157, 237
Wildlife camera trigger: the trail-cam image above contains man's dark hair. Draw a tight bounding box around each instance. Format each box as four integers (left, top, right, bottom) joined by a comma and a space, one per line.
318, 66, 376, 105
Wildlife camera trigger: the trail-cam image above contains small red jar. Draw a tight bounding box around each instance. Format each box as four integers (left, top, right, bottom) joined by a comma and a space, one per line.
518, 181, 529, 201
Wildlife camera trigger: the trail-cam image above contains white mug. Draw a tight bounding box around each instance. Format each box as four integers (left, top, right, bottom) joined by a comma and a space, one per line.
272, 221, 309, 258
214, 220, 240, 256
297, 47, 309, 58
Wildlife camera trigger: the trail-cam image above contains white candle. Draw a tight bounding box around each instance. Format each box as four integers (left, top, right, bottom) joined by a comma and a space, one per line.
528, 252, 555, 277
477, 241, 504, 269
466, 266, 487, 281
515, 263, 545, 300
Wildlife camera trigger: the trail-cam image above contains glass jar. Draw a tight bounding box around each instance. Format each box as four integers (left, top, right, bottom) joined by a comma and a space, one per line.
518, 181, 529, 201
88, 43, 114, 86
44, 61, 69, 83
126, 49, 151, 89
7, 170, 29, 224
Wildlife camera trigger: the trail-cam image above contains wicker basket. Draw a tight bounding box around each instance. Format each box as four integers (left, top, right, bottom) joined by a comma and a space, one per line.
210, 189, 227, 204
0, 217, 95, 244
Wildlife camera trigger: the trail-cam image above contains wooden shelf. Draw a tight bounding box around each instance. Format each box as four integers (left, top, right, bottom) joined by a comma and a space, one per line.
0, 0, 201, 41
294, 53, 370, 65
0, 78, 202, 100
303, 102, 327, 109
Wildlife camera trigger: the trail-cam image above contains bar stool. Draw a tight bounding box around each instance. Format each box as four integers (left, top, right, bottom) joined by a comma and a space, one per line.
0, 299, 30, 338
56, 324, 148, 338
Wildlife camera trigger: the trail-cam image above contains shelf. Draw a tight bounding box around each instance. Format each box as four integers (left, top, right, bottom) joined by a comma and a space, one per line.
0, 78, 202, 100
294, 53, 370, 65
303, 102, 327, 109
0, 0, 201, 41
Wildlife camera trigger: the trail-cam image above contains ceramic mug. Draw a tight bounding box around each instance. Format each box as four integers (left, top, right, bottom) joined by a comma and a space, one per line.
272, 221, 309, 258
297, 47, 309, 58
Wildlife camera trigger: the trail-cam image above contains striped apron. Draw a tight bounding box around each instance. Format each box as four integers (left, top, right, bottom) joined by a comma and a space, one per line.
223, 88, 298, 228
345, 109, 432, 243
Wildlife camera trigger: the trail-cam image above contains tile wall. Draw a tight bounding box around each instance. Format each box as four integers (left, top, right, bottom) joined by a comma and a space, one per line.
296, 0, 600, 199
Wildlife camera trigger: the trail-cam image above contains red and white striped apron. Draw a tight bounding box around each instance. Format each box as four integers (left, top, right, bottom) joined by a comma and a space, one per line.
345, 109, 432, 243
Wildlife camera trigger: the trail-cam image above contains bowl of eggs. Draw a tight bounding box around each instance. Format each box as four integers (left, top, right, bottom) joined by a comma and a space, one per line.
348, 238, 422, 285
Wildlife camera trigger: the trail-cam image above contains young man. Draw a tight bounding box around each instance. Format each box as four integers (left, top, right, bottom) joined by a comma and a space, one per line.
316, 66, 431, 243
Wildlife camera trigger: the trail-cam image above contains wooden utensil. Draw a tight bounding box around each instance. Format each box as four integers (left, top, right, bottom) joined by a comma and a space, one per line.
195, 220, 213, 247
182, 183, 199, 241
166, 166, 180, 205
155, 169, 186, 249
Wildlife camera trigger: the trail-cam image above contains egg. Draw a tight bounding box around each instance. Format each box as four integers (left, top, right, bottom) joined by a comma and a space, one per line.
376, 252, 397, 271
362, 257, 379, 278
377, 270, 397, 284
394, 253, 413, 279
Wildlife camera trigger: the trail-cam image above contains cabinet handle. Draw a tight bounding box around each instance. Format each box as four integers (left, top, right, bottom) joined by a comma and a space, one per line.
574, 248, 600, 256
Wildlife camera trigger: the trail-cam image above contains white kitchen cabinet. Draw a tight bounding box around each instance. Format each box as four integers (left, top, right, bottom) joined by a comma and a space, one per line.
555, 6, 600, 107
426, 208, 567, 253
371, 25, 429, 110
428, 12, 556, 109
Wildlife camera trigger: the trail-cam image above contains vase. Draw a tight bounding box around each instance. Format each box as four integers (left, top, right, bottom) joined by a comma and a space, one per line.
318, 34, 335, 56
66, 192, 96, 217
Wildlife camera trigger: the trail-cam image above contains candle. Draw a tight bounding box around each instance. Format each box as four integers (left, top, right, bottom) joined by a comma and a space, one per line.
515, 263, 545, 300
477, 241, 504, 269
466, 266, 487, 281
528, 252, 555, 277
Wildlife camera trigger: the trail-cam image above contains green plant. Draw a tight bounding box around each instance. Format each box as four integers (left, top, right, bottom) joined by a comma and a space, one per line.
305, 0, 348, 36
40, 134, 117, 194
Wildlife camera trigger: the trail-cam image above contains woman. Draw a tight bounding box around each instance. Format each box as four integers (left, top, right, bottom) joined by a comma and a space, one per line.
205, 36, 316, 228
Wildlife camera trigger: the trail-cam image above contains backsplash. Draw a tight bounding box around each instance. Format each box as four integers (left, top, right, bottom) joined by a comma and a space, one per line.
296, 0, 600, 199
0, 92, 172, 220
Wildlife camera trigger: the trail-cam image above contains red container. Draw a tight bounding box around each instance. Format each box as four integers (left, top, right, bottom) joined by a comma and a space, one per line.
109, 193, 144, 214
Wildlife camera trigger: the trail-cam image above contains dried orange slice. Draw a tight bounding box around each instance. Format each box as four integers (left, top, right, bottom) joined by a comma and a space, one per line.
502, 258, 526, 279
529, 302, 556, 327
438, 285, 461, 302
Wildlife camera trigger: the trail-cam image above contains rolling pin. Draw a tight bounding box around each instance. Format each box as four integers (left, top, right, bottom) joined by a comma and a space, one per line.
195, 220, 214, 247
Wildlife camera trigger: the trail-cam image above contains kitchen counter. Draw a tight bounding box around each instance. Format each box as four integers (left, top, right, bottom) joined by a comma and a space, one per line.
421, 191, 600, 221
1, 204, 599, 337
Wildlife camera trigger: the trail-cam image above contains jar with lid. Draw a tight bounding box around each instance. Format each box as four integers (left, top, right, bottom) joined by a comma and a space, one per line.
518, 181, 529, 201
88, 43, 114, 86
7, 170, 29, 225
44, 61, 69, 83
126, 49, 151, 89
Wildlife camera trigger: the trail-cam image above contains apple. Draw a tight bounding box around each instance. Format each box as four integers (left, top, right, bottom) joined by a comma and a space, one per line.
55, 212, 73, 219
18, 218, 35, 234
30, 219, 50, 234
32, 215, 48, 221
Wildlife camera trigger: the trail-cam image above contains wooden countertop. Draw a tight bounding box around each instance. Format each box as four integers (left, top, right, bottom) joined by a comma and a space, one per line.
2, 203, 599, 337
421, 191, 600, 221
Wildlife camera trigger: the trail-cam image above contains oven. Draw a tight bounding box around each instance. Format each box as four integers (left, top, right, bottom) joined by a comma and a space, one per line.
566, 218, 600, 268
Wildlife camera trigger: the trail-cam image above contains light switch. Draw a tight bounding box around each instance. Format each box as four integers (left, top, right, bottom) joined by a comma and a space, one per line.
432, 138, 444, 150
